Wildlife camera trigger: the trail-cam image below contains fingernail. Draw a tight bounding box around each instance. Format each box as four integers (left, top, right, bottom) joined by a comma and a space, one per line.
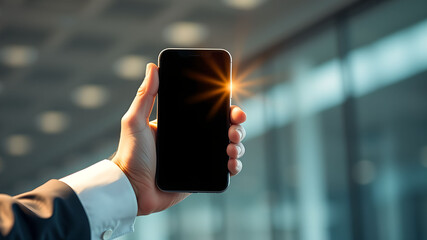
236, 128, 243, 140
145, 63, 151, 76
235, 145, 242, 156
237, 160, 242, 172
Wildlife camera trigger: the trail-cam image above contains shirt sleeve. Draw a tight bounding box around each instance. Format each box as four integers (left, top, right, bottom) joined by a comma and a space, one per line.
60, 160, 138, 240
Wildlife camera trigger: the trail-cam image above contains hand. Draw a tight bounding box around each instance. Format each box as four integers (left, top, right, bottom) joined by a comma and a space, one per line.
112, 63, 247, 215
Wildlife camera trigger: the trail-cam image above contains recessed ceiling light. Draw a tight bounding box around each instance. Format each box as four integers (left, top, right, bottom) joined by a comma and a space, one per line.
0, 45, 38, 67
223, 0, 265, 10
37, 111, 69, 134
163, 22, 208, 46
5, 134, 32, 156
72, 84, 109, 109
114, 55, 148, 80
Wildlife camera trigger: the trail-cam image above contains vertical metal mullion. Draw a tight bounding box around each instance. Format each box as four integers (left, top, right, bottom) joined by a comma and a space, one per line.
262, 62, 284, 240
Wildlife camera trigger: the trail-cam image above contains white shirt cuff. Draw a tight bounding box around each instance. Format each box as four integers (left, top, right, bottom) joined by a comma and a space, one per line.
60, 160, 138, 240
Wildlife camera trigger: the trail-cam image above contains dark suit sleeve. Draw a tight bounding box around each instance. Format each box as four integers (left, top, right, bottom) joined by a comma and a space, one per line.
0, 180, 90, 240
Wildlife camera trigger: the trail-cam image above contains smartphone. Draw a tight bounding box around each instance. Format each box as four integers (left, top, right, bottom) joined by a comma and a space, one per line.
156, 48, 232, 192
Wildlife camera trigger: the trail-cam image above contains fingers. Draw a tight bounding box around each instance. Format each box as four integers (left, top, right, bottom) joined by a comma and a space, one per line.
228, 159, 242, 176
149, 119, 158, 137
228, 124, 246, 143
228, 106, 246, 176
149, 119, 158, 129
128, 63, 159, 122
227, 142, 245, 159
230, 105, 246, 125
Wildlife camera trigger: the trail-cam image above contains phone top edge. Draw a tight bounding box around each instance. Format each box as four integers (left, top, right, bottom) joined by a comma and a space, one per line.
158, 48, 232, 67
159, 47, 230, 52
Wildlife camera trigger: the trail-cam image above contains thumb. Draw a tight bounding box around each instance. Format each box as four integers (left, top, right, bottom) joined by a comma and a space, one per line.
128, 63, 159, 122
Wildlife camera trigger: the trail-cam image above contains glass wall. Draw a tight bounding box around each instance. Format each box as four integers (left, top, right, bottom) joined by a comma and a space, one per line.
347, 1, 427, 240
121, 1, 427, 239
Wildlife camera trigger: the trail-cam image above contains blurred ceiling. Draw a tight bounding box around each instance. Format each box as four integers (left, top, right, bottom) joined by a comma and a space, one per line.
0, 0, 355, 193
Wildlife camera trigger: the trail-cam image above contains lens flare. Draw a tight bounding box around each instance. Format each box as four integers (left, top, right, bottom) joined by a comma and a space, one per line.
231, 56, 270, 104
186, 49, 269, 118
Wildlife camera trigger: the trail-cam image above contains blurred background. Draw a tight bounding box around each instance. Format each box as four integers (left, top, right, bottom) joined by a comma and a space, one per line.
1, 0, 427, 239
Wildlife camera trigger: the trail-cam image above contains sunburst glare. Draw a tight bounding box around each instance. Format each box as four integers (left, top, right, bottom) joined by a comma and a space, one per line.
186, 51, 269, 117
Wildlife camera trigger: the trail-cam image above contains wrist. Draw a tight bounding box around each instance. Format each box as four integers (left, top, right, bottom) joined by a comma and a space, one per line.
111, 157, 140, 202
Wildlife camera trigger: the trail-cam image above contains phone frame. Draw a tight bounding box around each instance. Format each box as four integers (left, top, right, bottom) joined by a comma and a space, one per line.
156, 48, 232, 193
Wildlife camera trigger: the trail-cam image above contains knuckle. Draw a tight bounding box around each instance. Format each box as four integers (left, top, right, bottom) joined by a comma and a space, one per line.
137, 85, 146, 97
121, 113, 136, 127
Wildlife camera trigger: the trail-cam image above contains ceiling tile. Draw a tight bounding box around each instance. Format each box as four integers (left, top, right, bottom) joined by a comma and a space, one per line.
62, 33, 114, 53
0, 25, 51, 46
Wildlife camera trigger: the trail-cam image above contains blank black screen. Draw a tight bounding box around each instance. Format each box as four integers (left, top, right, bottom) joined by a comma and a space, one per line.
156, 49, 231, 192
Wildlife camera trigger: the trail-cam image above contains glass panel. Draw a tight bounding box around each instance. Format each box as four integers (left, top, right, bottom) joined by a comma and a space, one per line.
347, 1, 427, 240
